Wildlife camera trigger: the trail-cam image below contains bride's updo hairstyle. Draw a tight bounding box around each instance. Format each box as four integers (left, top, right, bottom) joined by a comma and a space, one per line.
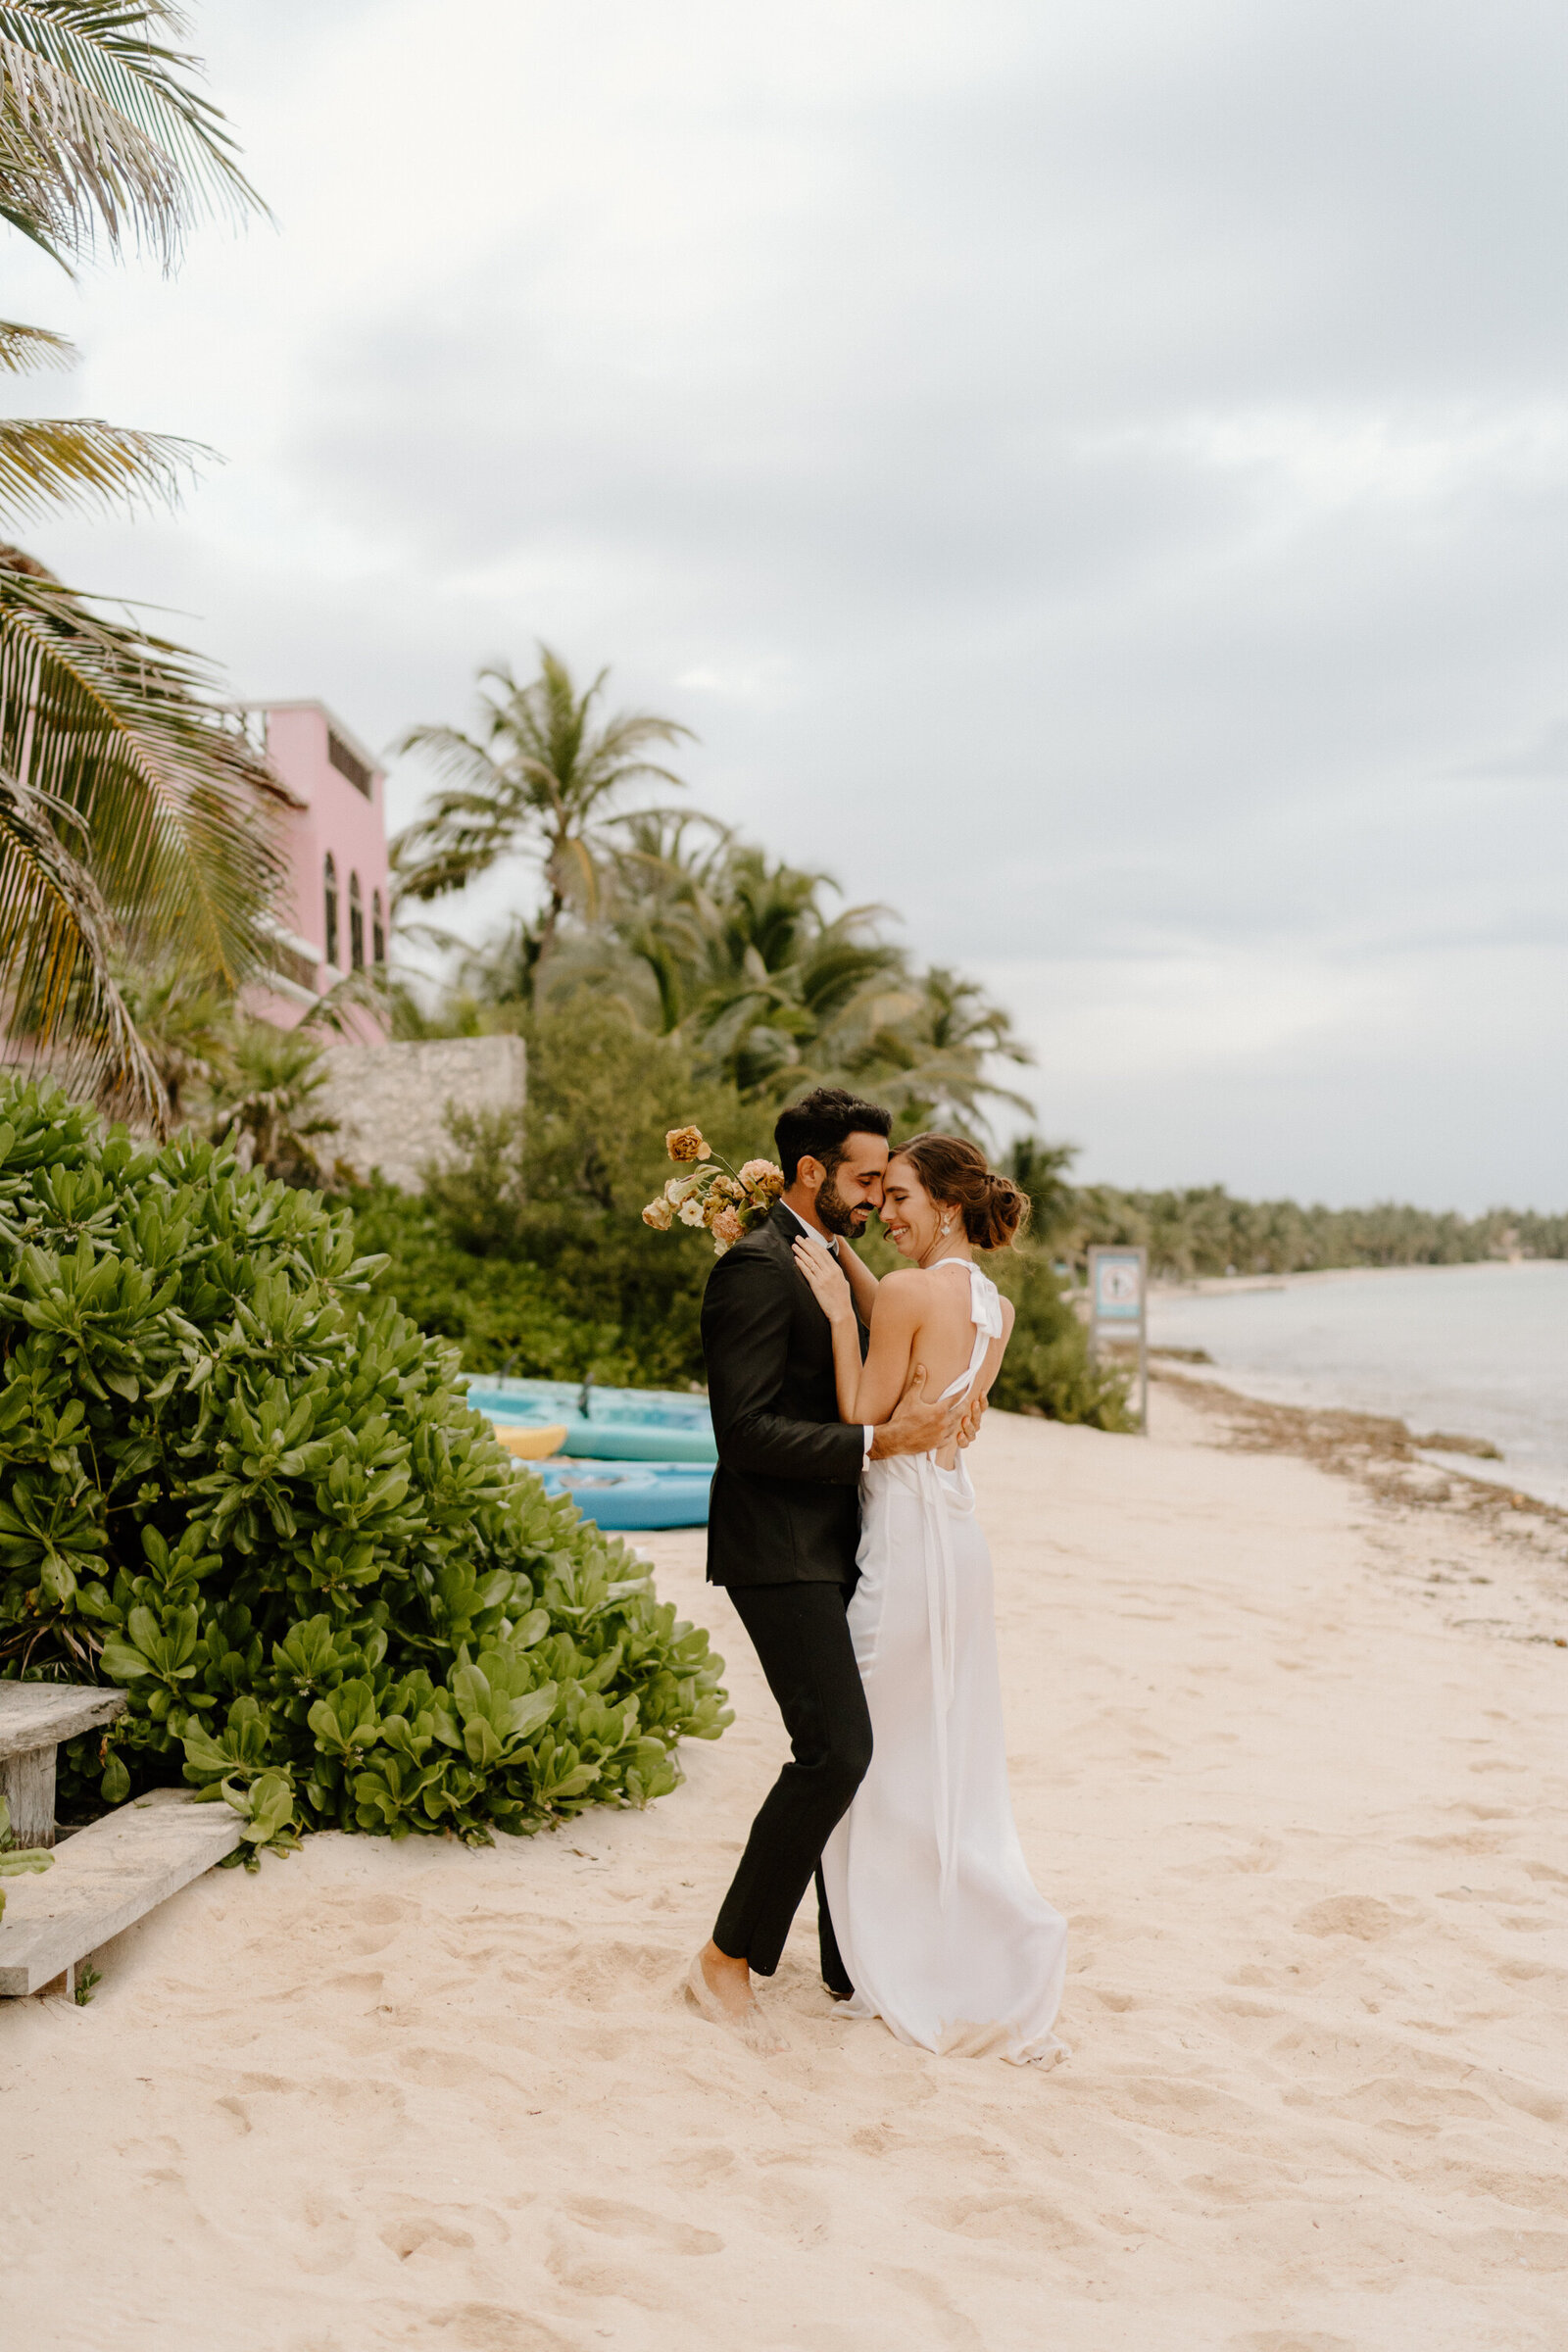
894, 1134, 1030, 1251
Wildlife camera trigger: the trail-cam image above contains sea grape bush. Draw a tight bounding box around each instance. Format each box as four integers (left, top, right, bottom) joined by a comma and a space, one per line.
0, 1079, 730, 1852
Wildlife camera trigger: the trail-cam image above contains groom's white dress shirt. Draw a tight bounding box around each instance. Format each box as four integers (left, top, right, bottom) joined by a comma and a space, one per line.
784, 1203, 874, 1467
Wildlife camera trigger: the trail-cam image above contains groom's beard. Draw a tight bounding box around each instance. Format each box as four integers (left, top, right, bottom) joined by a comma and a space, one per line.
814, 1171, 871, 1238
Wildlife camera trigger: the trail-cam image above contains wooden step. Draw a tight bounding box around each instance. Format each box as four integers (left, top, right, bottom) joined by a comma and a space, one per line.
0, 1788, 242, 1996
0, 1681, 128, 1849
0, 1683, 127, 1760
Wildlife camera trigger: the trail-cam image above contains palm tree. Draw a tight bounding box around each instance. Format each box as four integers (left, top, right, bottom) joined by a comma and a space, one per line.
212, 1021, 339, 1190
110, 946, 234, 1122
589, 839, 1034, 1128
854, 965, 1036, 1136
681, 846, 907, 1099
543, 808, 732, 1032
391, 647, 693, 989
444, 816, 1036, 1129
0, 5, 278, 1123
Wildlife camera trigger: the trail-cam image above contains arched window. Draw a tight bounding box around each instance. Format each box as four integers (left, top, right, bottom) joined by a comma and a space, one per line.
371, 888, 386, 966
349, 870, 365, 971
323, 852, 339, 970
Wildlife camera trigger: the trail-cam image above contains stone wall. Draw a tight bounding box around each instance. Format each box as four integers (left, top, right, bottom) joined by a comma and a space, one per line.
316, 1035, 526, 1191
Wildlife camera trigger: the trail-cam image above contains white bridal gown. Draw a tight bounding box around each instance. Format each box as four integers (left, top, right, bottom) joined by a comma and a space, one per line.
820, 1260, 1068, 2064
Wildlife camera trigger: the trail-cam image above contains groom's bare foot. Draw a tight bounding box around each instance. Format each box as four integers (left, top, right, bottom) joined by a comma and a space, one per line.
697, 1938, 759, 2023
686, 1941, 787, 2051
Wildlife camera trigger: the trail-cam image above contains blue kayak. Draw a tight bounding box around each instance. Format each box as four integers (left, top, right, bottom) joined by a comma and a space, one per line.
466, 1378, 716, 1465
533, 1459, 711, 1530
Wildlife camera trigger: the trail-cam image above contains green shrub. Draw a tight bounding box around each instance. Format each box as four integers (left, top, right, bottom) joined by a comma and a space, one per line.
987, 1250, 1134, 1426
0, 1078, 730, 1849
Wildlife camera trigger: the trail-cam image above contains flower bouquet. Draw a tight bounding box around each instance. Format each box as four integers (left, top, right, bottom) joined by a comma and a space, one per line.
643, 1126, 786, 1255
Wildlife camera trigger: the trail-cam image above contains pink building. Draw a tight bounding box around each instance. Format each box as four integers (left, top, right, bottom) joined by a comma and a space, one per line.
241, 701, 390, 1040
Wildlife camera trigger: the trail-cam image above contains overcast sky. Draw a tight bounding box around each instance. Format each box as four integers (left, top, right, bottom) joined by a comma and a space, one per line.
12, 1, 1568, 1207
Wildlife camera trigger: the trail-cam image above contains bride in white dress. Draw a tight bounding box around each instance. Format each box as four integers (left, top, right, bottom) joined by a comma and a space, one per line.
790, 1133, 1068, 2066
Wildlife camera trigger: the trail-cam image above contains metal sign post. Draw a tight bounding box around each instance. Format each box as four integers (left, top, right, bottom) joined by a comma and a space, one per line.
1087, 1244, 1149, 1433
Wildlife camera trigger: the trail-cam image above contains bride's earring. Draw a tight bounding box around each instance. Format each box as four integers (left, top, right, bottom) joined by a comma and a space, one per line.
940, 1216, 952, 1236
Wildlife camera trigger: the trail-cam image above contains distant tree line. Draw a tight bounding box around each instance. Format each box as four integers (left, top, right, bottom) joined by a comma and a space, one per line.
1002, 1144, 1568, 1280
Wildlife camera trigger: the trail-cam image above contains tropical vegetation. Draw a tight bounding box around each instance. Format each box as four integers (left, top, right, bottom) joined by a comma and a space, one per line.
0, 4, 282, 1123
0, 1076, 729, 1846
352, 649, 1133, 1426
391, 652, 1035, 1135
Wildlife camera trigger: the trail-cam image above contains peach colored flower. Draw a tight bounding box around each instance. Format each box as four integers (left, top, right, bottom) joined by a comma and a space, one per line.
710, 1206, 745, 1247
641, 1197, 674, 1230
739, 1158, 785, 1198
666, 1125, 710, 1162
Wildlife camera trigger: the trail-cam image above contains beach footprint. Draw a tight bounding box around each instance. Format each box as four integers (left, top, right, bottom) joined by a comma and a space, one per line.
908, 2190, 1094, 2255
560, 2194, 723, 2257
424, 2304, 587, 2352
1293, 1895, 1398, 1940
292, 2181, 360, 2276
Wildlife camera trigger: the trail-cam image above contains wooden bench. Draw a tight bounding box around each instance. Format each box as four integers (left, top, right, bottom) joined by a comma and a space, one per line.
0, 1788, 243, 1996
0, 1681, 127, 1849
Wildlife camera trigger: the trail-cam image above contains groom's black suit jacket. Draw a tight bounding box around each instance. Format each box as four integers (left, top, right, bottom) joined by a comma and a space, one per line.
702, 1203, 865, 1589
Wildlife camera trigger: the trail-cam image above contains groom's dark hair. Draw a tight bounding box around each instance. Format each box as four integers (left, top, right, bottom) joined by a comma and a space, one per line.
774, 1087, 892, 1186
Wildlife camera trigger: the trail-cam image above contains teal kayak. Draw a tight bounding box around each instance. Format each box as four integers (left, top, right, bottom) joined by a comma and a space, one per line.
467, 1378, 716, 1465
534, 1459, 710, 1530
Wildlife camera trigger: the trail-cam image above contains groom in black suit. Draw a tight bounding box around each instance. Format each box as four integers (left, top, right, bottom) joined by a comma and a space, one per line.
692, 1087, 965, 2038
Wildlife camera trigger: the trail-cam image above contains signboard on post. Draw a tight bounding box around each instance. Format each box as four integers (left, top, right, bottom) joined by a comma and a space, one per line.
1087, 1244, 1149, 1433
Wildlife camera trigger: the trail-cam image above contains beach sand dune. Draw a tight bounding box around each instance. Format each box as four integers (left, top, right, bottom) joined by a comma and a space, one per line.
4, 1396, 1565, 2351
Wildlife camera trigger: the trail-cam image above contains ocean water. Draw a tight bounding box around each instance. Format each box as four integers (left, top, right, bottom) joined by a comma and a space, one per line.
1146, 1261, 1568, 1509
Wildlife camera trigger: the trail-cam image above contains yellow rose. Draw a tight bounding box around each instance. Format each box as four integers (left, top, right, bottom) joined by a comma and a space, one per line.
666, 1125, 710, 1162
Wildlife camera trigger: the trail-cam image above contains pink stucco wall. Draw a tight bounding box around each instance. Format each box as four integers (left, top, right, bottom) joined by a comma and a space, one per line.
247, 702, 390, 1041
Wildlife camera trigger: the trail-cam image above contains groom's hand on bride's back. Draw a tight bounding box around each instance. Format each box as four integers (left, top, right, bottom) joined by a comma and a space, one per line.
867, 1365, 963, 1460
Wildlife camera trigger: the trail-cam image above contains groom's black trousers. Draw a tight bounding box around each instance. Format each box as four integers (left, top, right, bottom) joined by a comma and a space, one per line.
712, 1581, 872, 1988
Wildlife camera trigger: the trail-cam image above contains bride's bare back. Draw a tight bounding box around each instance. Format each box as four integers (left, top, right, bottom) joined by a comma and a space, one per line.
851, 1261, 1013, 1461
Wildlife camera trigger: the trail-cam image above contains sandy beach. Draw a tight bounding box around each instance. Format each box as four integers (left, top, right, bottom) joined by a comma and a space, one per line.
5, 1387, 1566, 2352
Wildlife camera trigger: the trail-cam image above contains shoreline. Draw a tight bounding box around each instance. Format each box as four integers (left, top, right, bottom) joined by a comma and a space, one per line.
1153, 1364, 1568, 1565
1131, 1258, 1568, 1511
1145, 1356, 1568, 1515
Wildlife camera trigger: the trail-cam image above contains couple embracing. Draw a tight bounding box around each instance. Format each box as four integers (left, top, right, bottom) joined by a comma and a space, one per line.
687, 1087, 1067, 2066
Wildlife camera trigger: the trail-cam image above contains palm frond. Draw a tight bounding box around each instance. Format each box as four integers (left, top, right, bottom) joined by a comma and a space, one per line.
0, 315, 71, 368
0, 759, 158, 1117
0, 551, 286, 992
0, 1, 262, 270
296, 960, 391, 1040
109, 943, 231, 1116
0, 415, 201, 521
